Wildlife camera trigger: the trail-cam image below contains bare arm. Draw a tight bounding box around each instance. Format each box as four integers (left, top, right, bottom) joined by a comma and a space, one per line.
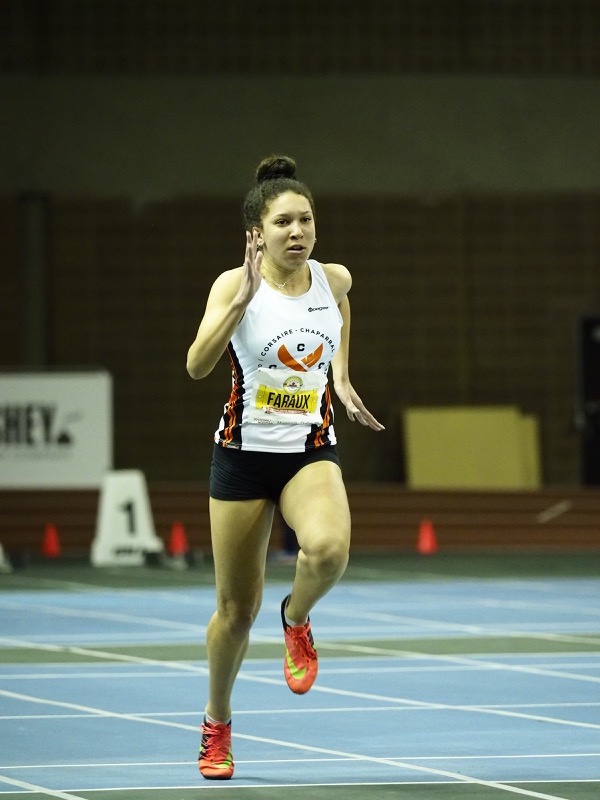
186, 231, 263, 379
331, 294, 385, 432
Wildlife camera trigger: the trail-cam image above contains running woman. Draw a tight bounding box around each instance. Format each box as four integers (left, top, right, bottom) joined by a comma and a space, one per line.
187, 154, 384, 779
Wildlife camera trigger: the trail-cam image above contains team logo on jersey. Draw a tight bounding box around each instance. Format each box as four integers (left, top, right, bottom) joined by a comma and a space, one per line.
278, 343, 323, 372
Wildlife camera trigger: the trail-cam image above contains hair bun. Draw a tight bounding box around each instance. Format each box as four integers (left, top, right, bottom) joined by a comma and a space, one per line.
255, 155, 297, 184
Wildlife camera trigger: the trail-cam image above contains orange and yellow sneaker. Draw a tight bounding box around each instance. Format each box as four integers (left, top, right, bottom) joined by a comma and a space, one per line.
281, 595, 318, 694
198, 718, 234, 780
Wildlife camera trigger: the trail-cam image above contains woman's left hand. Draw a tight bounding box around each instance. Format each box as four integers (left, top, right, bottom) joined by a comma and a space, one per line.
334, 381, 385, 431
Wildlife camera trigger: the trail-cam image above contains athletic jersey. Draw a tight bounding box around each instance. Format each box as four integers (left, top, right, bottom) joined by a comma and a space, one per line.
215, 259, 343, 452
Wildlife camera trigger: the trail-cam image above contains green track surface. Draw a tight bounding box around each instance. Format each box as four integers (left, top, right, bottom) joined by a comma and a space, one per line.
0, 784, 597, 800
1, 552, 600, 592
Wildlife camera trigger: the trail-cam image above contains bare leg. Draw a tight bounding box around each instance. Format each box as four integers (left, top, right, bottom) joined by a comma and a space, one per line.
279, 460, 350, 625
205, 497, 274, 722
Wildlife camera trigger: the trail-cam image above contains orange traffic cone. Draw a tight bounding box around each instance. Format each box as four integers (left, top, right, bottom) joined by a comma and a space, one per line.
417, 519, 438, 555
42, 523, 61, 558
168, 521, 192, 570
169, 521, 189, 557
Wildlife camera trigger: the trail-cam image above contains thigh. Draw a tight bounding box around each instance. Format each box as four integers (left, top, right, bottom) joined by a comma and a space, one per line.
279, 460, 351, 551
209, 497, 275, 606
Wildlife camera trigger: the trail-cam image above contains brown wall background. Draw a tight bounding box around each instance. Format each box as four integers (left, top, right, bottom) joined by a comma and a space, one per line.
2, 1, 600, 485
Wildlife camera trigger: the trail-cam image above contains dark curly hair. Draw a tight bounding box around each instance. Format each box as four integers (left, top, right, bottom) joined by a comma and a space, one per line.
242, 155, 315, 231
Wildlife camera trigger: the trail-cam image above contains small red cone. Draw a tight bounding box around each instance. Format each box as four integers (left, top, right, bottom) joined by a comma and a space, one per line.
169, 522, 189, 557
417, 519, 438, 555
42, 523, 61, 558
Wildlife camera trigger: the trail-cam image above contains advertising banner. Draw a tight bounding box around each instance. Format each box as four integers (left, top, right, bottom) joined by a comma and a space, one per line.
0, 371, 113, 488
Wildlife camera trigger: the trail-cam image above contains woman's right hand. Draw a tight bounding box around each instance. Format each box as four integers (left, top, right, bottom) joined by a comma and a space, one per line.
235, 230, 263, 306
186, 232, 263, 379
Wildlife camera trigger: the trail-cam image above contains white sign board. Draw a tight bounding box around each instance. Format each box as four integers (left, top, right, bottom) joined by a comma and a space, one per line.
0, 371, 113, 488
91, 470, 163, 566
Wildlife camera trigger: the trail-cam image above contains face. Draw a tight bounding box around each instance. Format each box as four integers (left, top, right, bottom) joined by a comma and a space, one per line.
256, 191, 316, 269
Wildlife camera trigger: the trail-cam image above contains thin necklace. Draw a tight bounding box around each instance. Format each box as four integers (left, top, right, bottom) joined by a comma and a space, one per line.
263, 265, 306, 290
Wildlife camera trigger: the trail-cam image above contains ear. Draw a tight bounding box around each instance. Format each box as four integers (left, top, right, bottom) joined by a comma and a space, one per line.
253, 227, 264, 247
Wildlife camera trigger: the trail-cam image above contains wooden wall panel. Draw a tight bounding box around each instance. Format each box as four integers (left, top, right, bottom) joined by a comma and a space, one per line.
0, 485, 598, 559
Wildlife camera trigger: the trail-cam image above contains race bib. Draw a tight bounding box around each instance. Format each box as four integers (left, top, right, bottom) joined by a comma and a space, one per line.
247, 368, 327, 425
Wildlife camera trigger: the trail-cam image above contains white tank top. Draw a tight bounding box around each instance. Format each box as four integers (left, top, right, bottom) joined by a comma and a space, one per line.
215, 260, 343, 452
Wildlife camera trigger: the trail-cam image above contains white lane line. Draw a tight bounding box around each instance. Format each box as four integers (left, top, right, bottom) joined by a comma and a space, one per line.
232, 731, 576, 800
3, 701, 600, 722
2, 661, 600, 681
2, 752, 600, 771
2, 639, 599, 731
0, 773, 87, 799
305, 638, 600, 684
0, 687, 575, 800
0, 599, 206, 634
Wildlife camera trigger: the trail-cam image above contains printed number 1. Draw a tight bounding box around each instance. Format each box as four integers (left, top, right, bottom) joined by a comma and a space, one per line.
120, 500, 136, 535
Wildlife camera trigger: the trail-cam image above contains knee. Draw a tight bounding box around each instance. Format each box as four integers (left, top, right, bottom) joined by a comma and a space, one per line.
216, 595, 260, 637
302, 537, 349, 578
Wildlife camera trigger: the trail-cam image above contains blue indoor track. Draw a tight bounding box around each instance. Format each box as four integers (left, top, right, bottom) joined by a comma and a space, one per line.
1, 556, 599, 799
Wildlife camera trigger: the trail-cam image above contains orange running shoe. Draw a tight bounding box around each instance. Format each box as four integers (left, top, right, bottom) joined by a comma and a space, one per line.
198, 718, 234, 780
281, 595, 318, 694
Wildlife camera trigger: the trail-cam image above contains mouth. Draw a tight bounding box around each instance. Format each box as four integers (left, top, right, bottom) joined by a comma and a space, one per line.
287, 245, 305, 253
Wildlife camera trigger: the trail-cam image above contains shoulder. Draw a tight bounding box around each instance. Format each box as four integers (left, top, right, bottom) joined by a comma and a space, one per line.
213, 265, 244, 291
207, 266, 245, 303
319, 262, 352, 304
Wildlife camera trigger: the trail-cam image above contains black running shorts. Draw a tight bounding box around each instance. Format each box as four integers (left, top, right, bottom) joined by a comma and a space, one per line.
209, 443, 342, 502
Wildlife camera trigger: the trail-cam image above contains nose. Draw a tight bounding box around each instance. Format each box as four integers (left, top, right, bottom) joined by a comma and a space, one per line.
290, 220, 303, 238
